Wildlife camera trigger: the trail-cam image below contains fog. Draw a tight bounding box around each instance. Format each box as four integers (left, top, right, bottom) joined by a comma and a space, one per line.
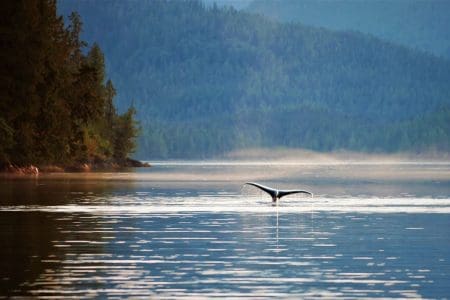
223, 148, 450, 163
6, 149, 448, 192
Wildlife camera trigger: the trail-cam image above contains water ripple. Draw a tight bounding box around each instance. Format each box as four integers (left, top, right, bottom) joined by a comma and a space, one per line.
1, 196, 450, 214
1, 163, 449, 298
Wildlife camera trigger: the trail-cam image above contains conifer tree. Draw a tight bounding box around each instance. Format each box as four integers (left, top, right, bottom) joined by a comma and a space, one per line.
0, 0, 140, 167
113, 107, 140, 162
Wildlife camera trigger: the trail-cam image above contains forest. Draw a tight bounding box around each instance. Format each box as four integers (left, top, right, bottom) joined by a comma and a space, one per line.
58, 0, 450, 159
246, 0, 450, 61
0, 0, 139, 168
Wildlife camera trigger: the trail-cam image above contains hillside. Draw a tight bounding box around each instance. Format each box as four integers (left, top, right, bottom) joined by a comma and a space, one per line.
58, 0, 450, 159
246, 0, 450, 60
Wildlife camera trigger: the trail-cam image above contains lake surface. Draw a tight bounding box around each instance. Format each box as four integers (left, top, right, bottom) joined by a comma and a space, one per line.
1, 162, 450, 299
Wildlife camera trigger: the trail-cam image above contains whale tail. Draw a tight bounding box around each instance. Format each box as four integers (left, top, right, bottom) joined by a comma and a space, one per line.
245, 182, 312, 202
278, 190, 313, 199
245, 182, 278, 201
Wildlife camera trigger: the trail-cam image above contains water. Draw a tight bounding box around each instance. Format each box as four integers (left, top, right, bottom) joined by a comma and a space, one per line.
1, 162, 450, 299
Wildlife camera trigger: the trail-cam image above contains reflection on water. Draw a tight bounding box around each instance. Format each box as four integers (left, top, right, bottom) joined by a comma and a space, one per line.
0, 163, 450, 298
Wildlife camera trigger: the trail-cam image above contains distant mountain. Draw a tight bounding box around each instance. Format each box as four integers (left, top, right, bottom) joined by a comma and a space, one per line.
58, 0, 450, 159
247, 0, 450, 60
202, 0, 253, 10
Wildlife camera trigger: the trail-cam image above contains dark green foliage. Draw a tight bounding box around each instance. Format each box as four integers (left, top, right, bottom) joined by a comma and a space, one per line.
0, 119, 14, 162
0, 0, 138, 166
113, 107, 140, 162
58, 0, 450, 158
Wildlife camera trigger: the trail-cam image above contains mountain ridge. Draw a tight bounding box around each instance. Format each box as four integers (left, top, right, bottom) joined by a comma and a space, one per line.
58, 0, 450, 158
246, 0, 450, 60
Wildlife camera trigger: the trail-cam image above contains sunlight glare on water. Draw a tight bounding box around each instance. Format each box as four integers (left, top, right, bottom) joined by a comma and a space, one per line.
0, 162, 449, 299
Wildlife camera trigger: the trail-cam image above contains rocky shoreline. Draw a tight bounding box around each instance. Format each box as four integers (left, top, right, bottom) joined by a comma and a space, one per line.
1, 158, 150, 175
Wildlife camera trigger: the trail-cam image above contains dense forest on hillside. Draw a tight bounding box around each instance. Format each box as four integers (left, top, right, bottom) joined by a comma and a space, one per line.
58, 0, 450, 159
0, 0, 139, 168
247, 0, 450, 60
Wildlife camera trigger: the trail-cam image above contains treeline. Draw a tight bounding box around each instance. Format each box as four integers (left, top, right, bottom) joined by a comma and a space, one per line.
0, 0, 139, 167
58, 0, 450, 158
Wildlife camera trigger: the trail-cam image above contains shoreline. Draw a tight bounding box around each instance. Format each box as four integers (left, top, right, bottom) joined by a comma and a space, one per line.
0, 158, 150, 175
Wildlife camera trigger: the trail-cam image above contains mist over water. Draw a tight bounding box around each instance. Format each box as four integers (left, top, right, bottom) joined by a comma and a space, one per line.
1, 162, 449, 298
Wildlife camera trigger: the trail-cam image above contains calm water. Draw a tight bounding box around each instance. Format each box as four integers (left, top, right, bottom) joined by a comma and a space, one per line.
1, 162, 450, 299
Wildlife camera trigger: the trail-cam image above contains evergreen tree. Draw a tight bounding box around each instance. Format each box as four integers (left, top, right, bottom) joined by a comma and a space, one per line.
57, 0, 450, 158
0, 0, 140, 167
113, 107, 140, 162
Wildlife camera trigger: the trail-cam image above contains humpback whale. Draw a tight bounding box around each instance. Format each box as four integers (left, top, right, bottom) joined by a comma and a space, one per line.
245, 182, 313, 202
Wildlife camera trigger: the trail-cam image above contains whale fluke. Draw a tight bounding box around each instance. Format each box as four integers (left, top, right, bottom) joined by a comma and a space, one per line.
245, 182, 313, 202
